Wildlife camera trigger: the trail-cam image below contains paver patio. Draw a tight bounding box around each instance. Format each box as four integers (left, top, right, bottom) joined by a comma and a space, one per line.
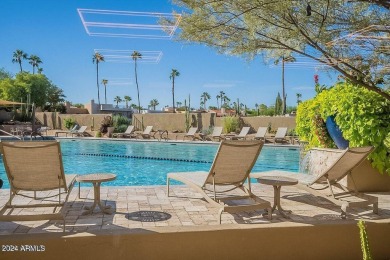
1, 183, 389, 234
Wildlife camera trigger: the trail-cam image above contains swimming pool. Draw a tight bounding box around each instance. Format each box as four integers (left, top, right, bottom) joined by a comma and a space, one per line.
0, 140, 299, 188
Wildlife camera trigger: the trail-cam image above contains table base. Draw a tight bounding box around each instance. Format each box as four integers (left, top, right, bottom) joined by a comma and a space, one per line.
263, 185, 292, 218
80, 182, 113, 215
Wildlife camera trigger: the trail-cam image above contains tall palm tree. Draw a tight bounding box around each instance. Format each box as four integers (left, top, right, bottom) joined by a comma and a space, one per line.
216, 95, 220, 109
131, 51, 142, 113
149, 99, 159, 110
124, 95, 132, 108
200, 92, 211, 110
275, 56, 295, 115
101, 79, 108, 104
296, 93, 302, 105
169, 69, 180, 113
114, 96, 122, 107
218, 91, 225, 109
28, 55, 42, 74
12, 49, 28, 72
92, 52, 104, 106
37, 68, 43, 74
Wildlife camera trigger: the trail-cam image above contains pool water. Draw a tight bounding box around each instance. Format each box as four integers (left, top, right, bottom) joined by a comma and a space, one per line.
0, 140, 299, 188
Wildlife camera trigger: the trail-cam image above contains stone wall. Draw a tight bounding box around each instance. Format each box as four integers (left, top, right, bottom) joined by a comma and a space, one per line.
133, 113, 296, 133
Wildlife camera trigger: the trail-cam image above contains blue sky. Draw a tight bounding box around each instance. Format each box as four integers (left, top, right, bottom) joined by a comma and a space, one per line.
0, 0, 338, 109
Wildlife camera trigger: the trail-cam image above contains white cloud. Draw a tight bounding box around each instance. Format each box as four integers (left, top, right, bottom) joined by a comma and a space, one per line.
203, 80, 244, 88
292, 86, 313, 91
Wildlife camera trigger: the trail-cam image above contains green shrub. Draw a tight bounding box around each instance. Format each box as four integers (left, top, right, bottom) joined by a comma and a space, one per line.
116, 124, 129, 133
63, 117, 76, 130
296, 82, 390, 174
112, 115, 130, 127
95, 131, 102, 137
222, 116, 240, 133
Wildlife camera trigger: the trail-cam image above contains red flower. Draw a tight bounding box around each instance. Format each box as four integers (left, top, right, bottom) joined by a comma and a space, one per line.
314, 74, 319, 84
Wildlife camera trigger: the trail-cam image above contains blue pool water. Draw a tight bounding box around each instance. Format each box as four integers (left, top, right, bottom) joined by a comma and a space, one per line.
0, 140, 299, 188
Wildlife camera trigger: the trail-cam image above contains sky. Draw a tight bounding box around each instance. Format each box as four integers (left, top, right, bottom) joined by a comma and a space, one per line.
0, 0, 339, 110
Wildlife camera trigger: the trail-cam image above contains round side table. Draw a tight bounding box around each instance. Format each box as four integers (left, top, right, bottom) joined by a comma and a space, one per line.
76, 173, 116, 215
256, 176, 298, 218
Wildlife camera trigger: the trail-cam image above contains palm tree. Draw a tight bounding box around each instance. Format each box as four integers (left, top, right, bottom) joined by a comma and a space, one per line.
12, 49, 28, 72
169, 69, 180, 113
37, 68, 43, 74
176, 101, 182, 108
28, 55, 42, 74
275, 56, 296, 115
114, 96, 122, 107
124, 95, 132, 108
131, 51, 142, 113
101, 79, 108, 104
149, 99, 159, 110
296, 93, 302, 105
200, 92, 211, 110
92, 52, 105, 106
216, 95, 220, 109
218, 91, 225, 109
255, 103, 259, 116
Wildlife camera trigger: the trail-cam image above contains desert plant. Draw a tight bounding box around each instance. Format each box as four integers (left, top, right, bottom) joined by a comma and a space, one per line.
222, 116, 239, 133
358, 220, 373, 260
63, 117, 76, 130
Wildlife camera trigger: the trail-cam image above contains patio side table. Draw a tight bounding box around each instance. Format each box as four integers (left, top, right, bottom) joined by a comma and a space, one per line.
76, 173, 116, 215
256, 176, 298, 218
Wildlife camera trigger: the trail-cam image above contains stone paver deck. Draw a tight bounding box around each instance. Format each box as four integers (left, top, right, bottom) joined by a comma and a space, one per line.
1, 183, 389, 235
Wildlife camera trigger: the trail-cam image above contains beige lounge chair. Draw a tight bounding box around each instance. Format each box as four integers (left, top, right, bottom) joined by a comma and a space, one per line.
167, 140, 272, 223
136, 126, 154, 139
71, 126, 88, 137
55, 124, 79, 137
251, 146, 379, 218
254, 127, 268, 141
201, 126, 224, 141
0, 141, 76, 231
273, 127, 288, 144
112, 125, 135, 138
229, 126, 250, 140
181, 127, 198, 141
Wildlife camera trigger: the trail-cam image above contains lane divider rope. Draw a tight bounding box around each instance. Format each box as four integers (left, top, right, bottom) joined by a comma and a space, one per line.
75, 153, 212, 164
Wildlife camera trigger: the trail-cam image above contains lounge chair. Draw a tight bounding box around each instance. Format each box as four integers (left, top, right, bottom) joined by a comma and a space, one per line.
167, 140, 272, 223
55, 125, 87, 137
0, 141, 76, 231
228, 127, 250, 140
273, 127, 288, 144
254, 127, 268, 141
251, 146, 379, 218
201, 126, 224, 141
136, 126, 154, 139
181, 127, 198, 141
71, 126, 88, 137
112, 125, 135, 138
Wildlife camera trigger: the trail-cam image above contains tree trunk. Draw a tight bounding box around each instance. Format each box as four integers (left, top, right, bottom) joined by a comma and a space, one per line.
104, 85, 107, 104
97, 62, 101, 106
135, 60, 141, 113
19, 61, 22, 73
172, 77, 175, 113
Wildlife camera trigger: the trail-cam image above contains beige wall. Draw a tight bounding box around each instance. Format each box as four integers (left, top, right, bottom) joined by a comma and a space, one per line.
35, 112, 111, 131
350, 160, 390, 192
133, 113, 296, 133
1, 223, 389, 260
